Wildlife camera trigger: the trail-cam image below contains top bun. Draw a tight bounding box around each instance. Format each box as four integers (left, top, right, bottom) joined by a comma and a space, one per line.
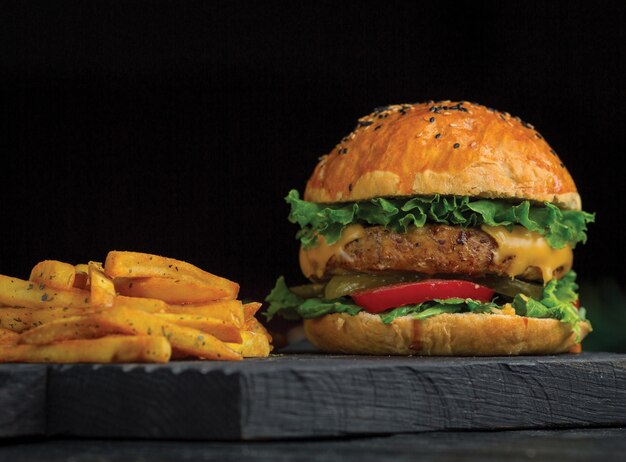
305, 101, 581, 211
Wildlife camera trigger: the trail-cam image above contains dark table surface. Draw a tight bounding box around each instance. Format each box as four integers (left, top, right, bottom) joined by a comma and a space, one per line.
1, 428, 625, 462
2, 353, 625, 460
2, 353, 625, 441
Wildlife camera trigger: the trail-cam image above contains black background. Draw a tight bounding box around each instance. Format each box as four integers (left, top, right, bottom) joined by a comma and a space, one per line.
1, 1, 625, 342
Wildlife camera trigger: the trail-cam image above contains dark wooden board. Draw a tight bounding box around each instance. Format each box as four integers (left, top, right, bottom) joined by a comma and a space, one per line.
2, 428, 626, 462
0, 365, 46, 438
1, 353, 625, 440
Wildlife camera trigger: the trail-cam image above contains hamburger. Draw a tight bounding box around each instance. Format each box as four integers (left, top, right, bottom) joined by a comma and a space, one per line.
265, 101, 594, 355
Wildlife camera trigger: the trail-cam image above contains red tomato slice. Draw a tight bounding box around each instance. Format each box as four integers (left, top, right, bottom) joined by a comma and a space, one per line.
351, 279, 495, 313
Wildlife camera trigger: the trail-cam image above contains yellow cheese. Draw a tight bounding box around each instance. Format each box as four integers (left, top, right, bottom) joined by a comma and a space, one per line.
299, 223, 572, 283
481, 225, 573, 283
299, 224, 366, 280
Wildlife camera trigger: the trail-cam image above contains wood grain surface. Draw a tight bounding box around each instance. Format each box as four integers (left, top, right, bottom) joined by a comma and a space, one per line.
0, 353, 625, 440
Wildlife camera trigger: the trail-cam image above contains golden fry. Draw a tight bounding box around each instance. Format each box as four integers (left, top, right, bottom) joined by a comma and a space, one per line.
73, 264, 89, 289
29, 260, 76, 290
19, 315, 111, 345
90, 261, 104, 272
113, 295, 168, 313
243, 302, 262, 321
66, 306, 241, 361
0, 327, 19, 346
155, 313, 242, 343
0, 306, 98, 333
88, 262, 116, 307
0, 274, 91, 310
0, 335, 171, 363
105, 251, 239, 300
166, 300, 244, 328
114, 277, 234, 305
227, 331, 271, 358
244, 316, 273, 344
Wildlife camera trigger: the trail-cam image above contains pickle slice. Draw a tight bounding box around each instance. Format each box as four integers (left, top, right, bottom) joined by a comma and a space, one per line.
289, 283, 326, 298
324, 273, 423, 300
291, 273, 544, 301
476, 277, 543, 300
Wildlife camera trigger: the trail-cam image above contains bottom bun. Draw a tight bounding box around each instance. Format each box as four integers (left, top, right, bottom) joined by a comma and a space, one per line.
303, 312, 591, 356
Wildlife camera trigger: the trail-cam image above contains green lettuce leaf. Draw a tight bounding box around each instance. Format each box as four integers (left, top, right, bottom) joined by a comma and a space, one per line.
512, 270, 590, 341
286, 190, 594, 249
297, 298, 363, 318
264, 276, 304, 321
380, 298, 500, 323
264, 285, 499, 324
264, 272, 591, 338
265, 276, 362, 321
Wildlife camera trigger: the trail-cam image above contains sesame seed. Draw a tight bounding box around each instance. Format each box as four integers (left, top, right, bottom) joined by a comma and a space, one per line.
429, 117, 435, 123
453, 143, 460, 149
429, 102, 467, 114
435, 133, 441, 139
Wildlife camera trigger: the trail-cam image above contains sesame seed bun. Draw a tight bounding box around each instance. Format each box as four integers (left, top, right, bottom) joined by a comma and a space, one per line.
305, 101, 581, 210
303, 311, 590, 356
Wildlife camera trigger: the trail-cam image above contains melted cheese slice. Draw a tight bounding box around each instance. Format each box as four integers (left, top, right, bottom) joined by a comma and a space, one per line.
299, 224, 365, 279
481, 225, 573, 282
299, 223, 572, 283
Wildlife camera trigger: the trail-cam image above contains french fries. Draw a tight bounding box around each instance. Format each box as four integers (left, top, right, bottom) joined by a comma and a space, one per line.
29, 260, 76, 290
73, 264, 89, 289
243, 302, 262, 320
92, 306, 242, 360
88, 262, 116, 307
244, 315, 273, 344
0, 250, 272, 363
18, 305, 242, 360
155, 313, 243, 343
105, 251, 239, 300
114, 277, 229, 305
0, 274, 91, 310
0, 327, 19, 346
166, 300, 245, 328
0, 306, 98, 333
0, 335, 171, 363
113, 295, 169, 313
227, 332, 272, 358
19, 315, 111, 345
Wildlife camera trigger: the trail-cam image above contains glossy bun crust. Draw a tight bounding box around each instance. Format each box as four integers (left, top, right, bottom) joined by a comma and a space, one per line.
305, 101, 581, 210
303, 312, 590, 356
